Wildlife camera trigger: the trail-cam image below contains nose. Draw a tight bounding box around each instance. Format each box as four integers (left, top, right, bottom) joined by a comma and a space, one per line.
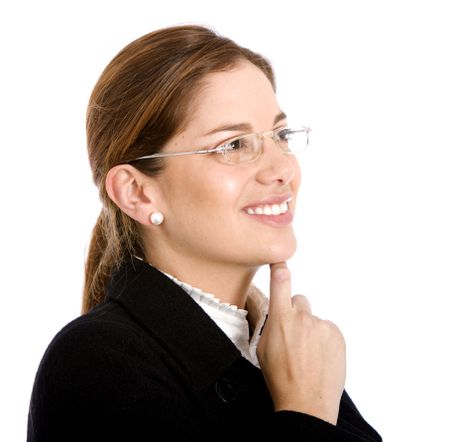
255, 136, 298, 185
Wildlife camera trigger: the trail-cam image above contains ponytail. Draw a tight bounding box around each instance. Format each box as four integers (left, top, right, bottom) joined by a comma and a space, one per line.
82, 210, 108, 313
82, 205, 145, 313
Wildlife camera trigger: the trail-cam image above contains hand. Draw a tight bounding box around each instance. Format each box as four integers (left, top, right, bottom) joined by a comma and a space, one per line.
256, 262, 346, 425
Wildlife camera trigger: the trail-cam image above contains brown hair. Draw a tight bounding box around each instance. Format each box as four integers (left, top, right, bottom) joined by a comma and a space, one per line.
83, 24, 276, 313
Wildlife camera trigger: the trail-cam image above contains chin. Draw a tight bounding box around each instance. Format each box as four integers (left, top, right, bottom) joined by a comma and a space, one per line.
259, 235, 297, 264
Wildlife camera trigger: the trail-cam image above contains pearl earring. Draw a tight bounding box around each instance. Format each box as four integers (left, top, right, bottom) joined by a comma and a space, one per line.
150, 211, 164, 225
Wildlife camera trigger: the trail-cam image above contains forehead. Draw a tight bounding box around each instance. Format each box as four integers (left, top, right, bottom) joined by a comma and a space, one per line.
188, 61, 281, 133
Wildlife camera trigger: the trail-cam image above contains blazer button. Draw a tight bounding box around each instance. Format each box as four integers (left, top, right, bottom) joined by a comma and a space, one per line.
215, 379, 238, 404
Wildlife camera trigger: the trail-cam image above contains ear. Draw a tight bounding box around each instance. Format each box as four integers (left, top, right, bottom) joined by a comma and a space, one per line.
105, 164, 159, 226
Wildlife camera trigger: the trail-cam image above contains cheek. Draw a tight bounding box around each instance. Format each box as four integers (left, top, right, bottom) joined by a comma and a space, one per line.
198, 167, 245, 210
221, 174, 243, 201
293, 159, 302, 191
165, 164, 246, 224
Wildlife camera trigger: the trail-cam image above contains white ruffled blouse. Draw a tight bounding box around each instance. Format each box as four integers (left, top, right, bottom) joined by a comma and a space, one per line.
159, 269, 269, 369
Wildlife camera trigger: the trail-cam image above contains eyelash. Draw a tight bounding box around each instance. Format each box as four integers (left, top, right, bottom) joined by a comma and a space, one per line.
214, 126, 289, 151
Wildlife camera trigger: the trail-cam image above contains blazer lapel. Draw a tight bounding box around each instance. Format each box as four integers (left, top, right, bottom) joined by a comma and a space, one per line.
106, 256, 242, 392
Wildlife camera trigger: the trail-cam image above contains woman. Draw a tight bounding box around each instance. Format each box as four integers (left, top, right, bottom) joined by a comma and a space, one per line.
28, 25, 381, 441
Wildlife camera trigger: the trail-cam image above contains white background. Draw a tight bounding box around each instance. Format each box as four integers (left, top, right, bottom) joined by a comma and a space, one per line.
1, 1, 449, 440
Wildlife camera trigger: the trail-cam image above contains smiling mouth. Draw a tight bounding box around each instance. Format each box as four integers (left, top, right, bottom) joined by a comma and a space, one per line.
244, 197, 292, 216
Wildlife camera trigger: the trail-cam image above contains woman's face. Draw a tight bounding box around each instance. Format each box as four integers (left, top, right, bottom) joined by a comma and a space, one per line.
151, 61, 301, 269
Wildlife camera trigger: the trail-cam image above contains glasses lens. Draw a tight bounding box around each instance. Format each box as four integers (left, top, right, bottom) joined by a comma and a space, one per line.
222, 134, 260, 163
275, 128, 309, 153
220, 127, 310, 164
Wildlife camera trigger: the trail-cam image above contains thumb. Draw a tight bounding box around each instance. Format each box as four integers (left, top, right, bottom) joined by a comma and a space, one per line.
269, 262, 292, 317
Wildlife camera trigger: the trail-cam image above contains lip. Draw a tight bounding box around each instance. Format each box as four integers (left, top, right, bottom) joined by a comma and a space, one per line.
241, 193, 294, 227
242, 193, 293, 210
244, 210, 294, 226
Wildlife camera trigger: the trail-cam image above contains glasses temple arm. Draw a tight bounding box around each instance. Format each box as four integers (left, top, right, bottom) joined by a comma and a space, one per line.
133, 148, 217, 161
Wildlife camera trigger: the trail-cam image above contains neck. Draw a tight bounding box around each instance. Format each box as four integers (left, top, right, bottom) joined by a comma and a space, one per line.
145, 251, 258, 310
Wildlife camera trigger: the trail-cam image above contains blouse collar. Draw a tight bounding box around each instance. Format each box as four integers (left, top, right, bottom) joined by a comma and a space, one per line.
157, 268, 269, 368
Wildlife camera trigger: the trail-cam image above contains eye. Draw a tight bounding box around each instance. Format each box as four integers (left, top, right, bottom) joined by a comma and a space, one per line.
276, 128, 295, 142
221, 136, 249, 152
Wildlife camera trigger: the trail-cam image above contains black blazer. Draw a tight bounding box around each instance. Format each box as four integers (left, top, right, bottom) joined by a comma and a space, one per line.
28, 256, 382, 441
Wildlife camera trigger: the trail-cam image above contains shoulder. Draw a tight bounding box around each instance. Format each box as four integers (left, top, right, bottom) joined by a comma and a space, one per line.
28, 300, 204, 440
30, 298, 189, 410
46, 300, 142, 351
32, 299, 174, 399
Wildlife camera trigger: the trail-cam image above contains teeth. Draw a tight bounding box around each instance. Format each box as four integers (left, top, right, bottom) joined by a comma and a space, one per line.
246, 200, 290, 216
263, 205, 272, 215
271, 204, 281, 215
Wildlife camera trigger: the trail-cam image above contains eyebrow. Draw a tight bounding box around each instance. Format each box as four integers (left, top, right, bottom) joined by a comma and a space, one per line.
204, 111, 287, 136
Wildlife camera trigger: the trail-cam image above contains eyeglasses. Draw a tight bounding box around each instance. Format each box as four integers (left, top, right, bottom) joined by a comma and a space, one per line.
130, 126, 311, 165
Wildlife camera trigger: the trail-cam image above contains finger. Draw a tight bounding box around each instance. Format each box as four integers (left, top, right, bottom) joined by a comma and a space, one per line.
291, 294, 312, 314
269, 262, 292, 316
